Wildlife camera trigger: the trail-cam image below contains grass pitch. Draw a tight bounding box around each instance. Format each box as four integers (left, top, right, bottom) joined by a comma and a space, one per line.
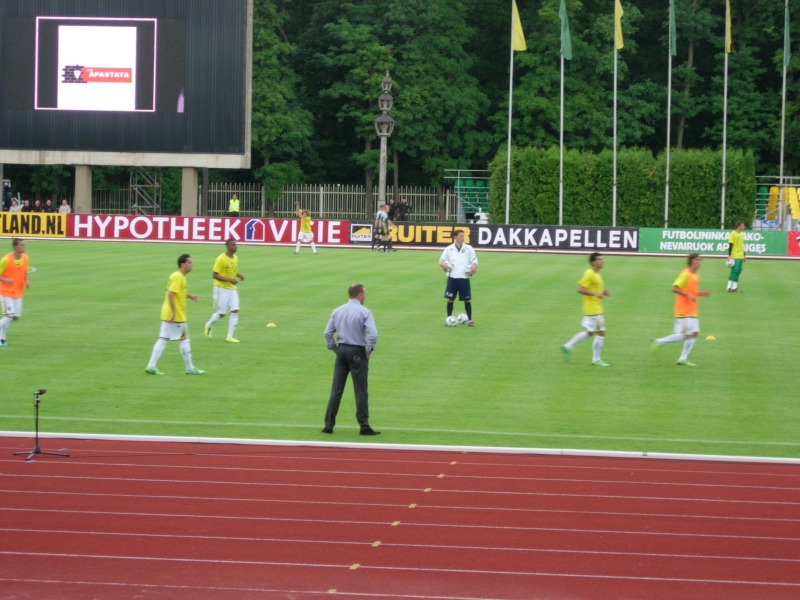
1, 239, 799, 458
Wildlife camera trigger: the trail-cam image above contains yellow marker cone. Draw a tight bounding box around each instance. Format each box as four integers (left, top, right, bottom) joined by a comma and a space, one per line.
706, 335, 716, 340
267, 323, 276, 328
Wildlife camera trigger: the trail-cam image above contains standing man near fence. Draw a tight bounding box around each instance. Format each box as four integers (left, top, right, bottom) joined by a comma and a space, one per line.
204, 239, 245, 342
0, 238, 30, 347
397, 198, 411, 221
322, 284, 380, 436
228, 194, 240, 218
726, 221, 746, 292
294, 201, 318, 254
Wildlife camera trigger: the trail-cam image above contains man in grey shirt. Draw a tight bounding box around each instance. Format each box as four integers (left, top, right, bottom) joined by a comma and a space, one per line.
323, 283, 380, 435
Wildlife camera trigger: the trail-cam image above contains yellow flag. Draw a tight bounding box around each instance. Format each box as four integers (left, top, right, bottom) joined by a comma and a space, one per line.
725, 0, 732, 53
614, 0, 624, 50
512, 0, 527, 51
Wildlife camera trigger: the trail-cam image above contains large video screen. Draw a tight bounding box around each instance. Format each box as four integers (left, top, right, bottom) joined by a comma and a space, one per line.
0, 0, 250, 165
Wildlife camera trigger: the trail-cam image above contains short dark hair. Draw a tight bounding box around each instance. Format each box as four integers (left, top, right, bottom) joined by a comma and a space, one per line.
687, 252, 700, 265
589, 252, 602, 264
178, 254, 191, 267
348, 283, 365, 298
12, 238, 23, 248
225, 238, 236, 247
735, 221, 744, 228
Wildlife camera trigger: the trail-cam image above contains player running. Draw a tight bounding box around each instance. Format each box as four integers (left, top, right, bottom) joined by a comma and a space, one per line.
726, 221, 746, 292
651, 253, 710, 366
561, 252, 610, 367
146, 254, 204, 375
0, 238, 31, 347
372, 204, 395, 252
204, 239, 245, 343
294, 201, 317, 254
439, 229, 478, 326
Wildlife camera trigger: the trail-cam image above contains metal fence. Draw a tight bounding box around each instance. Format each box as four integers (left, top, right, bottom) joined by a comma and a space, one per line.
200, 184, 458, 221
92, 190, 135, 214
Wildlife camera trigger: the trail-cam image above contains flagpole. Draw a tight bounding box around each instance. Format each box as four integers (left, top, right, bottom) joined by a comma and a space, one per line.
665, 40, 673, 228
559, 54, 565, 226
720, 49, 728, 230
779, 0, 789, 230
613, 46, 618, 228
504, 1, 515, 226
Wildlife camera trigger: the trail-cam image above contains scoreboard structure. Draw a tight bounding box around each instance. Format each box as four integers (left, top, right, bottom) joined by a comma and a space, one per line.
0, 0, 252, 169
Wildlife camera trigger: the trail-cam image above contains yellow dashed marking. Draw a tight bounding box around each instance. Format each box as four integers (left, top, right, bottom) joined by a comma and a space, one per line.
391, 521, 400, 526
438, 474, 445, 478
450, 461, 457, 465
424, 488, 432, 492
372, 541, 381, 547
409, 503, 416, 509
350, 564, 360, 570
328, 590, 336, 594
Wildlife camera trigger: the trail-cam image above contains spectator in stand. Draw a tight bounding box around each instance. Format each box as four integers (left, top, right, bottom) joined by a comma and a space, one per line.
43, 199, 55, 213
58, 200, 71, 214
397, 198, 411, 221
32, 200, 43, 213
20, 200, 32, 213
9, 201, 21, 213
387, 198, 398, 221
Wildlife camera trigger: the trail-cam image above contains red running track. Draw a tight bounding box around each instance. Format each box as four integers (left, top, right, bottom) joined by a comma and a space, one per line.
1, 437, 799, 599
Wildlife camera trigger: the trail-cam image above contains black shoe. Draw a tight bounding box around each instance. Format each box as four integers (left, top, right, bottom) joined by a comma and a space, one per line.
360, 428, 381, 436
321, 427, 333, 434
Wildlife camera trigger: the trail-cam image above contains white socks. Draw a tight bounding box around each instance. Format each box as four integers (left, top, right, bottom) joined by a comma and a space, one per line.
679, 338, 696, 361
311, 242, 317, 253
657, 334, 685, 345
206, 312, 223, 329
295, 241, 301, 253
0, 316, 11, 340
147, 338, 168, 369
732, 281, 738, 290
565, 331, 590, 349
592, 336, 604, 362
180, 339, 194, 370
227, 312, 239, 338
727, 280, 733, 291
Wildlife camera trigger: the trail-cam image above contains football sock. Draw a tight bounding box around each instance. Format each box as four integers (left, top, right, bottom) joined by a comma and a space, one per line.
727, 280, 733, 291
147, 338, 168, 369
227, 313, 239, 338
206, 313, 223, 328
592, 336, 604, 361
295, 241, 301, 253
657, 334, 685, 344
679, 337, 696, 361
446, 302, 454, 317
732, 281, 738, 290
565, 331, 590, 349
465, 302, 472, 320
311, 242, 317, 253
180, 339, 194, 370
0, 316, 11, 339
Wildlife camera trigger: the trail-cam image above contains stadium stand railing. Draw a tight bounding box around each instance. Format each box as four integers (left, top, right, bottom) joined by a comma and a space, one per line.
443, 169, 491, 224
754, 176, 800, 231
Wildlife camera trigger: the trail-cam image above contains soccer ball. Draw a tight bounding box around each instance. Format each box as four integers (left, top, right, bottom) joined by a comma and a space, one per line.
443, 261, 452, 273
445, 316, 458, 327
725, 258, 735, 268
456, 314, 469, 325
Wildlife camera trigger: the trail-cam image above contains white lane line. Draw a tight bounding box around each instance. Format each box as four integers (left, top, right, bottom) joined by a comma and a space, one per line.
5, 473, 798, 506
4, 528, 799, 564
6, 458, 797, 492
0, 578, 528, 600
2, 507, 798, 542
0, 552, 798, 588
5, 489, 798, 523
2, 417, 799, 446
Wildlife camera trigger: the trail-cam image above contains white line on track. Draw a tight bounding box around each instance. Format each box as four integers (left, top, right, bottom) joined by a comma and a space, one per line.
4, 489, 798, 523
3, 528, 798, 564
5, 458, 798, 491
6, 472, 800, 506
3, 418, 799, 447
0, 552, 798, 587
2, 507, 799, 542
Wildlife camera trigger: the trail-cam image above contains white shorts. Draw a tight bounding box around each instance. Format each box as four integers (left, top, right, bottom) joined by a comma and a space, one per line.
213, 287, 240, 314
0, 296, 22, 318
674, 317, 700, 336
159, 321, 189, 341
581, 314, 605, 332
298, 231, 314, 243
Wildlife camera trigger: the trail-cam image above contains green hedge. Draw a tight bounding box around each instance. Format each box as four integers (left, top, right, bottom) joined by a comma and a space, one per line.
488, 147, 755, 228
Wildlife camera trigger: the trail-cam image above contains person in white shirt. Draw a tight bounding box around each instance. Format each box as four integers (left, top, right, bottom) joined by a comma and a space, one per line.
58, 200, 71, 214
438, 230, 478, 326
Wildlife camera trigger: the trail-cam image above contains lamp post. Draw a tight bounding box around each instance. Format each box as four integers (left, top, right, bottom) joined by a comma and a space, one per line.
373, 71, 395, 213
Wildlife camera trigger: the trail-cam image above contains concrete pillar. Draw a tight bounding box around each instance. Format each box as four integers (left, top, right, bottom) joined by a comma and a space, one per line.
181, 167, 198, 216
74, 165, 92, 214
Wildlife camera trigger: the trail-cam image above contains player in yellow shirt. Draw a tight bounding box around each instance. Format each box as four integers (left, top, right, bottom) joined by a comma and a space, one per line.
146, 254, 204, 375
294, 201, 317, 254
0, 238, 31, 347
726, 221, 746, 292
651, 253, 710, 366
204, 239, 245, 342
561, 253, 610, 367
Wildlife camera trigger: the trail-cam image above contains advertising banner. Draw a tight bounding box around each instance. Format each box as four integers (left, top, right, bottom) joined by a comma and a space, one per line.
639, 228, 788, 256
0, 213, 67, 238
66, 215, 350, 245
350, 222, 472, 246
470, 225, 639, 251
788, 231, 800, 257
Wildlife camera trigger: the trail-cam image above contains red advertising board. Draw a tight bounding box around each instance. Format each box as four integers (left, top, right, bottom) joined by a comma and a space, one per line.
788, 232, 800, 256
67, 215, 350, 245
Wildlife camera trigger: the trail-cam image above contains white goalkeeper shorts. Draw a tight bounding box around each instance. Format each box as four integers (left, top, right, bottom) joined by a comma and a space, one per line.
580, 314, 605, 332
298, 231, 314, 243
0, 296, 22, 318
674, 317, 699, 336
159, 321, 188, 341
213, 287, 240, 314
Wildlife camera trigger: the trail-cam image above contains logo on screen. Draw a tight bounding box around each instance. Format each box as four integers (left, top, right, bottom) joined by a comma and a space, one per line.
62, 65, 132, 84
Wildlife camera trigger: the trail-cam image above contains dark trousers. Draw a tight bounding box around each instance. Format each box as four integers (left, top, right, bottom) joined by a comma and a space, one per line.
325, 344, 370, 430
